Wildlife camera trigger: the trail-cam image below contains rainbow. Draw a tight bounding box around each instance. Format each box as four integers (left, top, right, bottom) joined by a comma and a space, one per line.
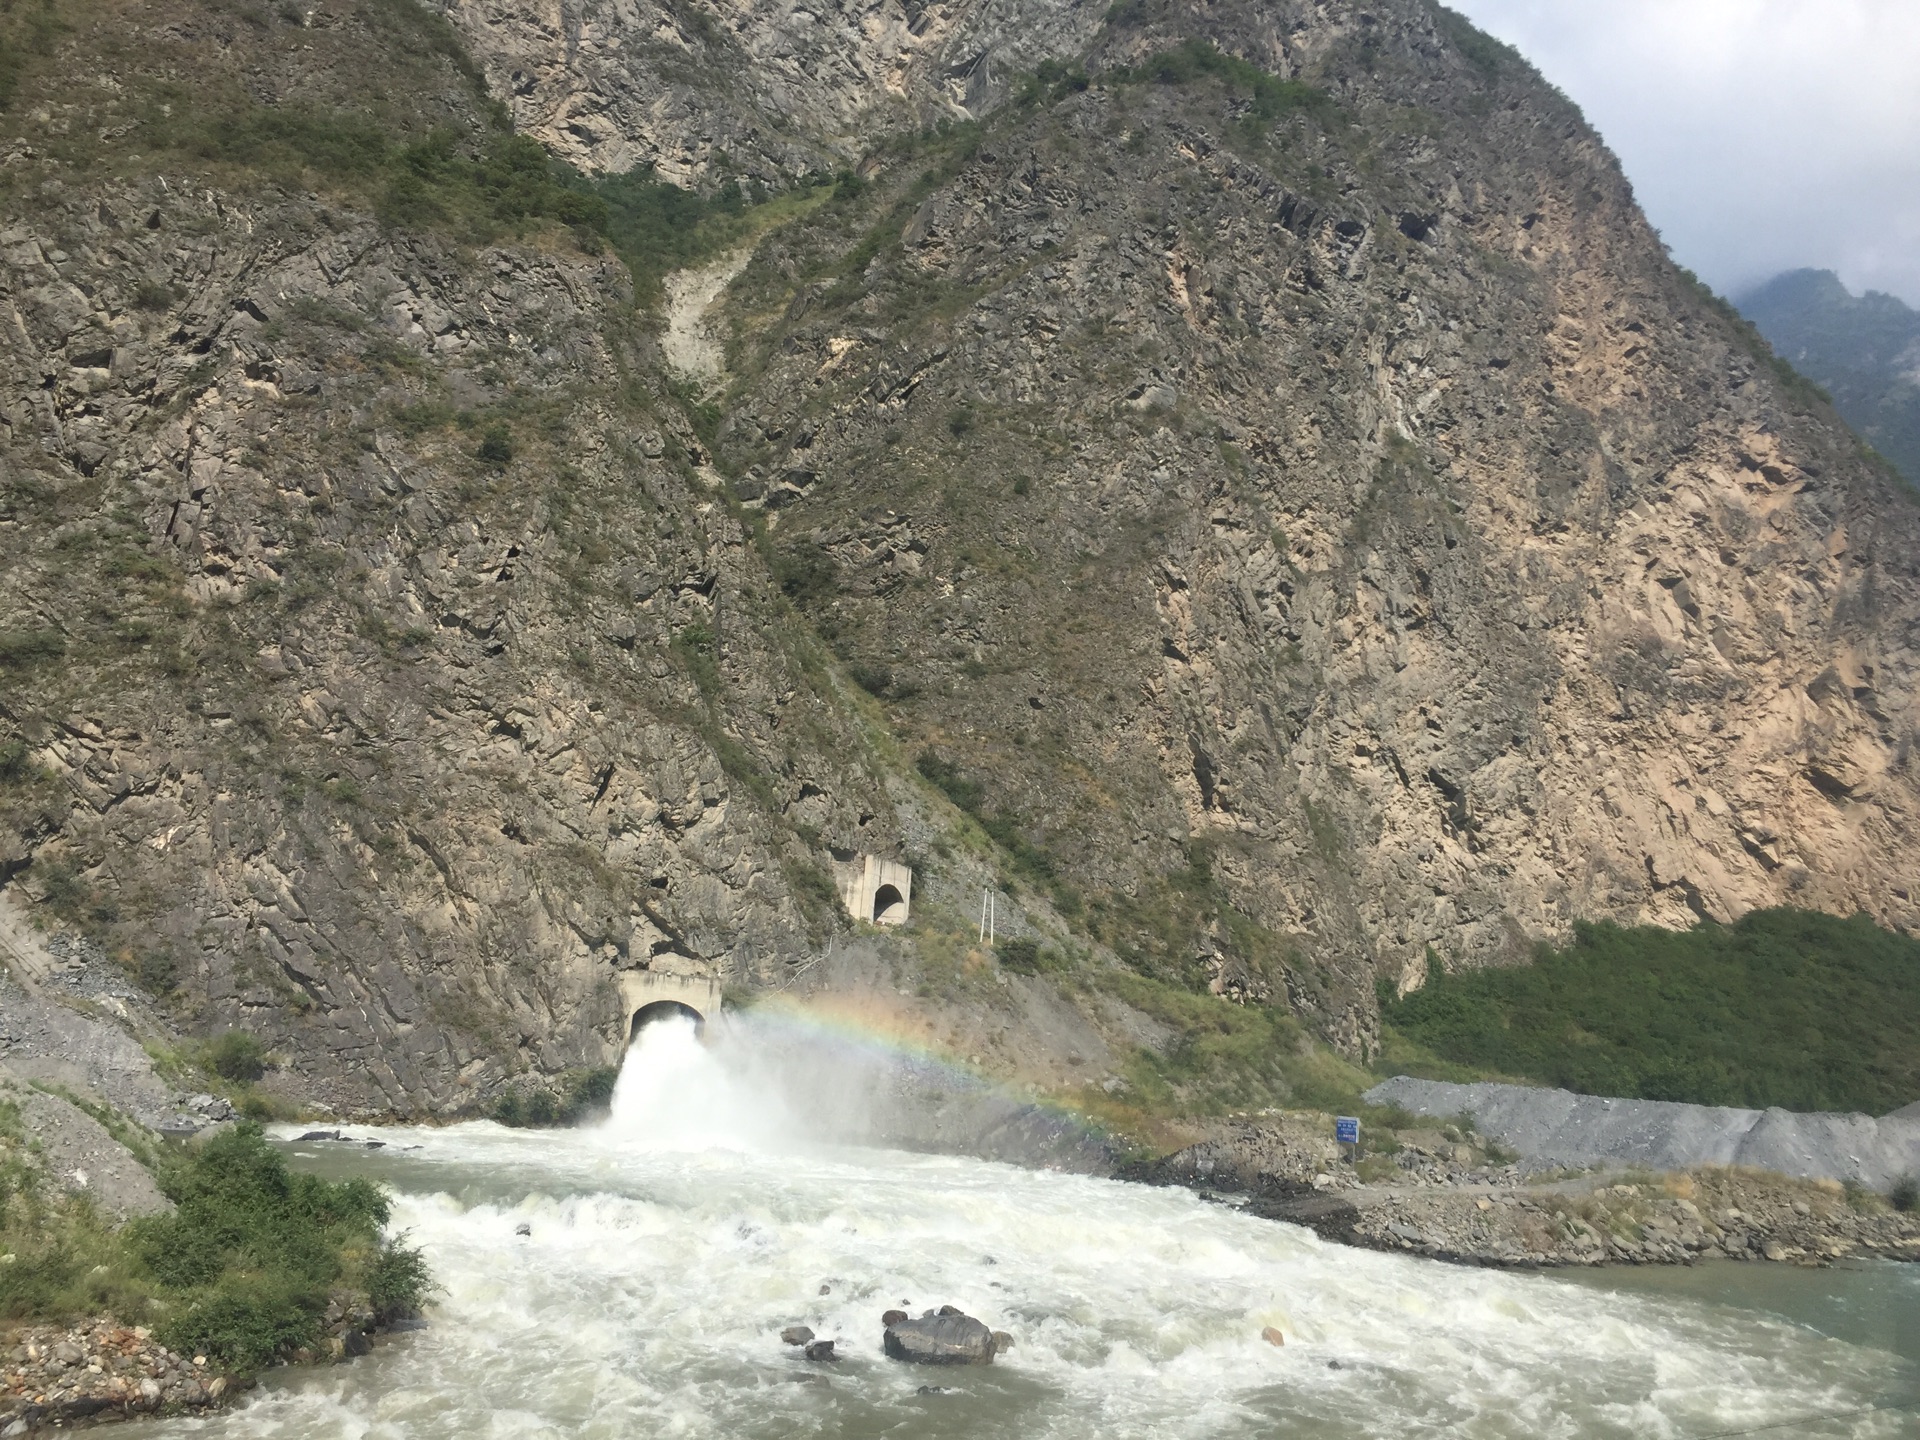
718, 991, 1116, 1144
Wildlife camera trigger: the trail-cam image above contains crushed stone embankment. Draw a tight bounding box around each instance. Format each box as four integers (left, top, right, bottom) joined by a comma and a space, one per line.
1364, 1077, 1920, 1190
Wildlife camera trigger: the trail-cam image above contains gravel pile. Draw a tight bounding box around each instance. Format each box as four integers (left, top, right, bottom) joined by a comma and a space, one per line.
1365, 1077, 1920, 1191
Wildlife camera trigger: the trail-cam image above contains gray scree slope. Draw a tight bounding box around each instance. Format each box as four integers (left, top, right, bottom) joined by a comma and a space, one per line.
1366, 1076, 1920, 1190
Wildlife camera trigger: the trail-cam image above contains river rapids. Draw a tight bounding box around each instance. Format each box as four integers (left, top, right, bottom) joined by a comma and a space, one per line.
128, 1016, 1919, 1438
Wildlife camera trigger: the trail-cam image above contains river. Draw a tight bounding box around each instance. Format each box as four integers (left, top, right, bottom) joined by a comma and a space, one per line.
127, 1017, 1920, 1438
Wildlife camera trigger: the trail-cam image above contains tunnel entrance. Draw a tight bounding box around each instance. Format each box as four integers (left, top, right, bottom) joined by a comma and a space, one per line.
630, 1000, 705, 1042
832, 853, 912, 926
871, 883, 908, 925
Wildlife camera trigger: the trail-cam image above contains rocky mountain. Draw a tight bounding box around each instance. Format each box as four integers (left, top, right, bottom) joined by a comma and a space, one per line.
3, 0, 1917, 1117
1738, 268, 1920, 489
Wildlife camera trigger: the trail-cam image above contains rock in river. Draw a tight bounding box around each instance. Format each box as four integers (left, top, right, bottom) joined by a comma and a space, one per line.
883, 1309, 996, 1366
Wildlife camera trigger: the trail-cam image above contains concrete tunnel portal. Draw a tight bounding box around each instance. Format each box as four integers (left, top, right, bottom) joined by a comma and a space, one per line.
618, 971, 725, 1046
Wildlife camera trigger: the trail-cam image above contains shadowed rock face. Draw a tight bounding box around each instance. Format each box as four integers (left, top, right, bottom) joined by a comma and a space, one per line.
2, 0, 1918, 1113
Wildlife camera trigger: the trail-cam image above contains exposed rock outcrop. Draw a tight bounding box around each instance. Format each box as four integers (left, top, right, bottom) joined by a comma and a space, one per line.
432, 0, 1102, 183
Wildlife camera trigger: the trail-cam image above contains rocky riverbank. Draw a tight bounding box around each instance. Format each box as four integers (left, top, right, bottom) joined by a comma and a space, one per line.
1, 1321, 231, 1432
1332, 1168, 1920, 1268
1132, 1112, 1920, 1269
0, 1300, 408, 1435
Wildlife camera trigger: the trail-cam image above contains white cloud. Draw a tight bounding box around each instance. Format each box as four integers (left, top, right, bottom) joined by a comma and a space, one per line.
1447, 0, 1920, 306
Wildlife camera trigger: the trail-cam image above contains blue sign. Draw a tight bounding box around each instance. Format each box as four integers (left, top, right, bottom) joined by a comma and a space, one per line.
1335, 1117, 1360, 1146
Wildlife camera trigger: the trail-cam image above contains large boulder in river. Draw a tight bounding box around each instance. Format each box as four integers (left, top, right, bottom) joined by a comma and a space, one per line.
883, 1310, 996, 1366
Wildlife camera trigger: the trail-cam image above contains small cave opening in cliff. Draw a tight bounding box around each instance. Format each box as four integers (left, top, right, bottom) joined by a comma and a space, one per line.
630, 1000, 705, 1042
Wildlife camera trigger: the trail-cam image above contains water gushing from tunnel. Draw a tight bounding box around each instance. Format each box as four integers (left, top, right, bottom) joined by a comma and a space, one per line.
603, 1012, 794, 1152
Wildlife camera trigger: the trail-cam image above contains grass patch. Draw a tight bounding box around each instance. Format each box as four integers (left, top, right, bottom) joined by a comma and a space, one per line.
2, 0, 806, 308
1114, 39, 1335, 133
1089, 972, 1374, 1122
671, 622, 721, 699
996, 937, 1066, 975
1382, 908, 1920, 1113
1426, 3, 1523, 77
0, 628, 66, 670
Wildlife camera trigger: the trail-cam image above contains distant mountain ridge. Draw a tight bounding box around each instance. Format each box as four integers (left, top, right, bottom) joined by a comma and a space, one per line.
1738, 269, 1920, 486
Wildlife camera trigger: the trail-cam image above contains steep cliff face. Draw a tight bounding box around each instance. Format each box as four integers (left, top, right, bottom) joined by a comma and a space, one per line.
697, 0, 1920, 1032
430, 0, 1106, 183
0, 0, 913, 1113
2, 0, 1917, 1111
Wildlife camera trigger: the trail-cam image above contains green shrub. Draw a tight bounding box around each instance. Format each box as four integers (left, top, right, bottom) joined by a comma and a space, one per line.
476, 423, 514, 464
783, 856, 842, 922
916, 750, 985, 813
1098, 972, 1374, 1117
159, 1279, 324, 1369
1117, 39, 1333, 128
771, 546, 841, 606
204, 1030, 268, 1082
135, 948, 178, 995
591, 163, 754, 303
1, 1122, 427, 1370
671, 622, 720, 698
997, 938, 1065, 974
1382, 909, 1920, 1114
997, 938, 1041, 973
492, 1067, 619, 1128
0, 629, 65, 669
365, 1235, 434, 1320
0, 0, 60, 115
128, 1123, 405, 1366
1893, 1176, 1918, 1213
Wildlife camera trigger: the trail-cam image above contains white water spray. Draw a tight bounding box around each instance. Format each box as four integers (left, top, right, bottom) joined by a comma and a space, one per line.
602, 1015, 794, 1151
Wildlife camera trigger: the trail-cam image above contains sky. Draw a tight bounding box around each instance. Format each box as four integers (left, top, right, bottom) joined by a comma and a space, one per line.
1446, 0, 1920, 308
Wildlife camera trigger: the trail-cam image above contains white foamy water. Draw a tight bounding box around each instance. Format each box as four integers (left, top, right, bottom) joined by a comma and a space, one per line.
130, 1019, 1919, 1439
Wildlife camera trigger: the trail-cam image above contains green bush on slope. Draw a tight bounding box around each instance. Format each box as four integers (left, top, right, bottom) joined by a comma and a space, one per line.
1381, 908, 1920, 1114
1, 1121, 432, 1370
